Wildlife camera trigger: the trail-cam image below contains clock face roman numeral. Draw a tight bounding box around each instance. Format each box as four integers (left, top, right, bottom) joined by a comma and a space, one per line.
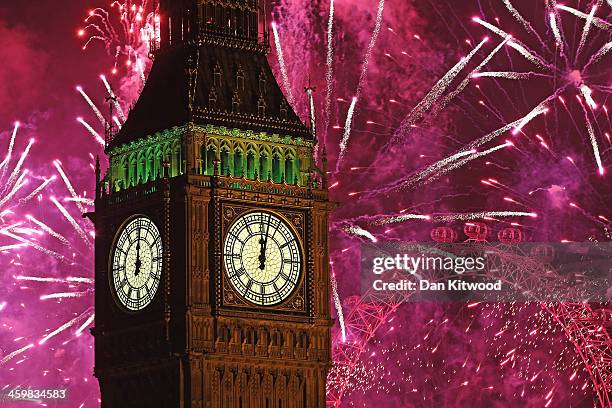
118, 279, 128, 290
224, 211, 302, 307
111, 216, 163, 311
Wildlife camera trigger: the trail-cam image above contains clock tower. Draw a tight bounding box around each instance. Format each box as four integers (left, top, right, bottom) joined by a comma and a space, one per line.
91, 1, 333, 407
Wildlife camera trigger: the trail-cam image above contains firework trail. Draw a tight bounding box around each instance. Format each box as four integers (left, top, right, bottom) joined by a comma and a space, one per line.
430, 36, 511, 119
478, 20, 550, 69
355, 0, 385, 100
390, 37, 488, 145
1, 228, 67, 261
53, 160, 87, 214
502, 0, 548, 51
77, 117, 106, 146
271, 22, 295, 108
307, 86, 317, 141
0, 122, 20, 178
21, 176, 56, 204
431, 211, 537, 222
0, 344, 34, 366
330, 269, 346, 343
579, 84, 598, 110
336, 97, 357, 170
112, 115, 123, 129
323, 0, 335, 148
335, 0, 385, 169
373, 96, 549, 196
100, 74, 126, 122
136, 57, 146, 83
403, 143, 514, 188
75, 313, 95, 337
342, 225, 377, 243
40, 291, 91, 300
586, 41, 612, 67
38, 311, 92, 345
4, 138, 34, 192
556, 4, 612, 32
575, 5, 598, 61
0, 125, 52, 230
14, 275, 92, 284
578, 100, 605, 175
472, 71, 548, 80
50, 196, 92, 247
549, 11, 565, 55
369, 150, 476, 194
76, 86, 107, 127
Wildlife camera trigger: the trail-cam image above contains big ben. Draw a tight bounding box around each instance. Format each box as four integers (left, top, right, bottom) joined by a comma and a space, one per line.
91, 0, 333, 407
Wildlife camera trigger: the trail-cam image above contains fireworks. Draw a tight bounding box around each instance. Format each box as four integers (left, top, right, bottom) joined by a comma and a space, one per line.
271, 22, 296, 108
4, 0, 610, 406
336, 96, 358, 169
100, 74, 126, 122
0, 124, 49, 230
323, 0, 336, 147
0, 122, 97, 405
335, 0, 385, 170
79, 1, 159, 77
77, 117, 105, 147
391, 37, 489, 145
76, 86, 107, 127
271, 0, 610, 405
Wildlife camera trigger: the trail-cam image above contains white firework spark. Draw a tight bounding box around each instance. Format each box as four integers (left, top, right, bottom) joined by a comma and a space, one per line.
433, 211, 538, 222
336, 97, 358, 170
271, 22, 295, 108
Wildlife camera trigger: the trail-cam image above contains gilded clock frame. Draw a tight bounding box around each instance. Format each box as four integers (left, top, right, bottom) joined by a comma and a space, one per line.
219, 203, 309, 316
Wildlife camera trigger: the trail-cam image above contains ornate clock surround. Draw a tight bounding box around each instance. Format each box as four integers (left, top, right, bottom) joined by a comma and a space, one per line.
216, 201, 311, 318
98, 193, 168, 321
108, 214, 163, 313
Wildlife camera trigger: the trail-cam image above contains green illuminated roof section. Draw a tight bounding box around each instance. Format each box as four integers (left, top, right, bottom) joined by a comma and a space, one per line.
106, 125, 314, 192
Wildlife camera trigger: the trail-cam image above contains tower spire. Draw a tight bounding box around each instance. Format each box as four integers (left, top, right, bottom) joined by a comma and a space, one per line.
305, 78, 317, 142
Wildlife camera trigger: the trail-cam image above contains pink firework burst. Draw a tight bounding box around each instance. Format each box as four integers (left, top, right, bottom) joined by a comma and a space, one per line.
0, 125, 99, 405
78, 1, 159, 77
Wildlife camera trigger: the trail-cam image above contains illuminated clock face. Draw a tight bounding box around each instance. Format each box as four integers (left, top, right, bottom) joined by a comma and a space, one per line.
110, 216, 162, 311
223, 211, 302, 306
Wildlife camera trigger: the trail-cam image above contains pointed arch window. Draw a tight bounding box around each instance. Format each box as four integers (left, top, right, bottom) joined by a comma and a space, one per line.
220, 148, 230, 175
234, 149, 243, 176
259, 152, 268, 179
206, 146, 216, 175
246, 151, 255, 179
213, 63, 222, 89
272, 155, 281, 182
236, 66, 245, 92
284, 157, 294, 184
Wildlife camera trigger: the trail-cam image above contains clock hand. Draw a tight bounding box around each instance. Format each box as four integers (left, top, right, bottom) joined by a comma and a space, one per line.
258, 238, 266, 270
134, 228, 142, 276
260, 213, 274, 270
258, 213, 268, 270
